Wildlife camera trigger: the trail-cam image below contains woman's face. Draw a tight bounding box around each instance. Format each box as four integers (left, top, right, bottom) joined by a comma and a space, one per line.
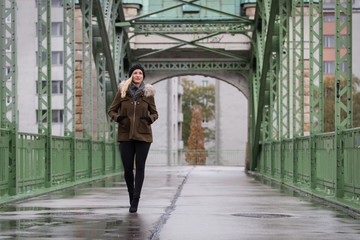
132, 69, 144, 86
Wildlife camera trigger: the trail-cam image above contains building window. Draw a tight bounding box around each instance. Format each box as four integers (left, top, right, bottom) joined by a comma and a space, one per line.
51, 22, 63, 36
324, 15, 335, 22
341, 61, 347, 73
324, 61, 335, 74
6, 14, 11, 23
323, 35, 347, 48
36, 80, 47, 94
36, 51, 47, 65
52, 80, 63, 94
323, 35, 335, 48
340, 35, 347, 48
37, 0, 46, 7
36, 23, 47, 36
37, 0, 62, 8
5, 38, 11, 52
51, 51, 63, 65
36, 80, 63, 94
52, 110, 64, 123
51, 0, 62, 7
37, 22, 64, 37
323, 61, 347, 74
36, 109, 63, 123
182, 0, 200, 13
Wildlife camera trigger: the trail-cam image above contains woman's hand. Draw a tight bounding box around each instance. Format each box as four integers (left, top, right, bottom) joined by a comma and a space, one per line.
117, 115, 128, 122
140, 116, 152, 124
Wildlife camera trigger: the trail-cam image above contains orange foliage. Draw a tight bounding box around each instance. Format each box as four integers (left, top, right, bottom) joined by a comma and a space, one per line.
185, 105, 206, 165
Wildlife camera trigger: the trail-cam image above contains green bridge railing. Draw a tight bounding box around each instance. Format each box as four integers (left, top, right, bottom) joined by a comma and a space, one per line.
0, 128, 121, 205
257, 127, 360, 213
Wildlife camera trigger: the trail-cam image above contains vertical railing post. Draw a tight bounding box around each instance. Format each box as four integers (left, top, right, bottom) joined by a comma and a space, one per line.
63, 0, 76, 182
334, 0, 352, 198
309, 0, 323, 190
292, 0, 305, 138
278, 0, 291, 182
81, 0, 93, 177
1, 0, 18, 196
37, 0, 52, 187
96, 53, 107, 174
292, 0, 305, 184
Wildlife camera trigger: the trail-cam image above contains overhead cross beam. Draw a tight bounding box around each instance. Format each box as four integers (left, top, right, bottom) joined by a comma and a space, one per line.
126, 21, 254, 35
135, 32, 249, 61
137, 61, 250, 71
118, 0, 254, 65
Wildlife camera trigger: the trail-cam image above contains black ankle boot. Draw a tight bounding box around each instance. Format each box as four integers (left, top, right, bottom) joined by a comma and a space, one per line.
128, 192, 134, 205
129, 198, 139, 213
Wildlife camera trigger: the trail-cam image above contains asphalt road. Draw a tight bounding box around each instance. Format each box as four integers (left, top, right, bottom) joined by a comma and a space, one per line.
0, 166, 359, 239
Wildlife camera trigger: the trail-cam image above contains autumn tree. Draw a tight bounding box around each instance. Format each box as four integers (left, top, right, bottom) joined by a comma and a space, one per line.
185, 105, 207, 165
182, 78, 215, 146
323, 74, 360, 132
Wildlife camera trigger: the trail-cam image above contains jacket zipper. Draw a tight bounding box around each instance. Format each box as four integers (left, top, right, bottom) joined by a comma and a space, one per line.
131, 101, 138, 137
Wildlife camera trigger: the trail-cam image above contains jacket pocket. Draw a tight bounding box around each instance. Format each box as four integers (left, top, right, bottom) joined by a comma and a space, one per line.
138, 118, 152, 134
118, 118, 130, 133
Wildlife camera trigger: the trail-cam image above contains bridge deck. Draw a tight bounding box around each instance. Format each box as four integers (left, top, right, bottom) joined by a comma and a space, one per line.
0, 166, 359, 239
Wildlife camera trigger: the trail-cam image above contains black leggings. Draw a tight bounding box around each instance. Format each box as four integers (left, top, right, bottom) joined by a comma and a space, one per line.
119, 141, 151, 198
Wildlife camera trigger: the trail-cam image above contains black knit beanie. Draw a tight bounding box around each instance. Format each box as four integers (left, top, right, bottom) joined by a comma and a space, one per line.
129, 64, 145, 79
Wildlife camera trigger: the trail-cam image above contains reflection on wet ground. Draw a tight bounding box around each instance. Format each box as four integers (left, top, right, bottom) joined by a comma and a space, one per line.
0, 166, 360, 240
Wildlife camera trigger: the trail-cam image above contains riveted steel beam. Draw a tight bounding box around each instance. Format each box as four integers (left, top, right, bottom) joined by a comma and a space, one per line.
93, 0, 117, 96
137, 61, 249, 71
251, 0, 278, 171
63, 0, 76, 137
116, 1, 132, 70
1, 0, 18, 195
128, 21, 253, 35
63, 0, 76, 182
334, 0, 352, 198
279, 0, 291, 139
37, 0, 52, 136
96, 53, 107, 141
102, 0, 113, 31
292, 0, 305, 138
309, 0, 323, 189
37, 0, 52, 187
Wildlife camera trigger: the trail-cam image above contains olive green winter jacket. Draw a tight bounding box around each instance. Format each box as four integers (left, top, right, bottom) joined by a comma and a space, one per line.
108, 82, 158, 142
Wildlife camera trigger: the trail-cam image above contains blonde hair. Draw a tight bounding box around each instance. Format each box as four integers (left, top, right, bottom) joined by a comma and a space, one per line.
121, 77, 133, 98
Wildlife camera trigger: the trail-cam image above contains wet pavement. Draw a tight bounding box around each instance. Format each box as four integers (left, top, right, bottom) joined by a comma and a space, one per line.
0, 166, 360, 239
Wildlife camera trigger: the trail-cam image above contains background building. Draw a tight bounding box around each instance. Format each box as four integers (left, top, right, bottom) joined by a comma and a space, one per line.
323, 1, 360, 80
17, 0, 65, 135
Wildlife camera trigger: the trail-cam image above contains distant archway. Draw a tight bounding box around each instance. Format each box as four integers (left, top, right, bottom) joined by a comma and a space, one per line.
148, 72, 249, 166
145, 70, 249, 99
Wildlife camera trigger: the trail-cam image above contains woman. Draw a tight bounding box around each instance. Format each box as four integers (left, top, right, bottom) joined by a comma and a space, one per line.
108, 64, 158, 213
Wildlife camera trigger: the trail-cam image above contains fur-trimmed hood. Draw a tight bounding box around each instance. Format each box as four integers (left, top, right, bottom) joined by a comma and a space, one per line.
118, 81, 155, 97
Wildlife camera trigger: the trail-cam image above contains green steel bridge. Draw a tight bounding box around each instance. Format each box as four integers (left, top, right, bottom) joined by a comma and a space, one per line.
1, 0, 360, 214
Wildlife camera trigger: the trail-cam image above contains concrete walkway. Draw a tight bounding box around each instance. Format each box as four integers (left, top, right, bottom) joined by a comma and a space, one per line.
0, 166, 360, 239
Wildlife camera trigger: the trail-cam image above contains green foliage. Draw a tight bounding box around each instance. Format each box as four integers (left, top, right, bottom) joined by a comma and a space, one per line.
323, 74, 360, 132
181, 78, 215, 146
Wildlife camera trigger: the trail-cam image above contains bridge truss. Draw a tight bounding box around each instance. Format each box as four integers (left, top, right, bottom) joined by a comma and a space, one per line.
1, 0, 359, 212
